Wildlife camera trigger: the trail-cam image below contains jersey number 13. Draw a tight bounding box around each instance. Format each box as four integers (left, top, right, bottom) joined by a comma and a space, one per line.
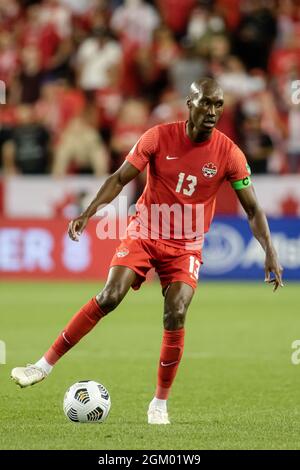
175, 172, 197, 196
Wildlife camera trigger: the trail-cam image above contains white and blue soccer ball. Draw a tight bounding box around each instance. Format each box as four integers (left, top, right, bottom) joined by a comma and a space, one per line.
63, 380, 111, 423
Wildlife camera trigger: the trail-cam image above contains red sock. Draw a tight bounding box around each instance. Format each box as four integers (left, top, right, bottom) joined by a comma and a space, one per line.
44, 297, 105, 365
155, 328, 185, 400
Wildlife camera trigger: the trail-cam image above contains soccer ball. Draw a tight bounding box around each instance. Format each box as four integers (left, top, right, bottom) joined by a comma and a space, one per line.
63, 380, 111, 423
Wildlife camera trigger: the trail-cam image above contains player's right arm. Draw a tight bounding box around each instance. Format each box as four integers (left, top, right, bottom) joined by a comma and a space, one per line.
68, 161, 140, 241
68, 126, 158, 241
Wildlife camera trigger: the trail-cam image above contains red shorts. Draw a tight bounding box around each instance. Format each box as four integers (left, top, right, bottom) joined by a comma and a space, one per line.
110, 237, 202, 291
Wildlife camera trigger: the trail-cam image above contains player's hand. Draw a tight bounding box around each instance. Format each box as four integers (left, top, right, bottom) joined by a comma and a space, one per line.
264, 249, 284, 292
68, 215, 89, 242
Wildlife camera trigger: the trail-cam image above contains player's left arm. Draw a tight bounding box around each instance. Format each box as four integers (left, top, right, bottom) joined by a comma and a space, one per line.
235, 185, 283, 291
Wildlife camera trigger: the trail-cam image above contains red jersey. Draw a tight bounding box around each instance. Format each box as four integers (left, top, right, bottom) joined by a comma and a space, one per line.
125, 121, 250, 250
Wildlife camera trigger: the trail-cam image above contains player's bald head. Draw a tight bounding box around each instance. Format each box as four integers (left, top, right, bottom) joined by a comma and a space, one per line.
189, 78, 223, 102
186, 77, 224, 140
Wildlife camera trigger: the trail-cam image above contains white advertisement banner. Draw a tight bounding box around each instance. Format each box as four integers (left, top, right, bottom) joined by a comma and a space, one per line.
239, 175, 300, 217
4, 176, 136, 219
3, 175, 300, 218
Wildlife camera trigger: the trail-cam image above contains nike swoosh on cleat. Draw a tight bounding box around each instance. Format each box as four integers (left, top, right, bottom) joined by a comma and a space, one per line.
166, 156, 178, 160
161, 361, 178, 367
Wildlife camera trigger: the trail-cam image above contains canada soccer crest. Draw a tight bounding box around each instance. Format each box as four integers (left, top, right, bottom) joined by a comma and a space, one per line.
116, 248, 129, 258
202, 162, 218, 178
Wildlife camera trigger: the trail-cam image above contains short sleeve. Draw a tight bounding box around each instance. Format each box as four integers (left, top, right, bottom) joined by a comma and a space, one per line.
226, 144, 251, 183
125, 127, 159, 172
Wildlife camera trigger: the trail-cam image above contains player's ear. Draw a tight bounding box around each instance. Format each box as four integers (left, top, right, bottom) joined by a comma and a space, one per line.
186, 97, 191, 109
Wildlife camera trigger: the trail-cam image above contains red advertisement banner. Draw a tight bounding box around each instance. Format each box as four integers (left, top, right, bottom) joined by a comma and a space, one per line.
0, 219, 120, 280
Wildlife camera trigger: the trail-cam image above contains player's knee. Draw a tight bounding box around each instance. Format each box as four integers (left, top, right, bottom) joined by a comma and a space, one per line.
164, 309, 186, 330
164, 299, 188, 330
96, 285, 124, 313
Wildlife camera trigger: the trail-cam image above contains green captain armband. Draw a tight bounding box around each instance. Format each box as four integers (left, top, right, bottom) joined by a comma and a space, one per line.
231, 176, 252, 190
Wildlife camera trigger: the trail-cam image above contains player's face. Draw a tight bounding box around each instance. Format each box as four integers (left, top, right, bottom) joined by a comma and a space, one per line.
188, 87, 224, 133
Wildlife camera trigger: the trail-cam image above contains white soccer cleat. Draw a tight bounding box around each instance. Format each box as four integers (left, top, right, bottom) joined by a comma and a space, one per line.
147, 406, 170, 425
11, 364, 47, 388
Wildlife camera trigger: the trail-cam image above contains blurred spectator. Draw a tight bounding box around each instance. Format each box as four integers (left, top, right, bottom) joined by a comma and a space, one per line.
269, 31, 300, 80
19, 4, 61, 70
95, 84, 123, 139
274, 0, 300, 48
217, 56, 266, 98
151, 26, 181, 73
149, 89, 187, 126
34, 80, 65, 139
35, 79, 85, 142
111, 0, 160, 47
215, 0, 241, 31
11, 46, 43, 103
110, 98, 149, 171
209, 32, 231, 60
110, 0, 160, 97
233, 0, 277, 70
0, 31, 18, 87
216, 91, 238, 142
156, 0, 196, 38
0, 123, 13, 171
39, 0, 72, 39
238, 112, 273, 174
59, 0, 97, 16
52, 105, 109, 177
169, 39, 207, 97
76, 26, 122, 91
0, 0, 20, 30
2, 104, 50, 175
286, 105, 300, 173
136, 25, 180, 100
187, 4, 226, 44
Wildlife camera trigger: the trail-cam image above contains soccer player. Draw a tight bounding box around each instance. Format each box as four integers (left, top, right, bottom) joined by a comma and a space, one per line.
11, 78, 283, 424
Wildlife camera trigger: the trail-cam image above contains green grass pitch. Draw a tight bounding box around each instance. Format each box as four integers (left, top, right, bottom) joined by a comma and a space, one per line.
1, 281, 300, 450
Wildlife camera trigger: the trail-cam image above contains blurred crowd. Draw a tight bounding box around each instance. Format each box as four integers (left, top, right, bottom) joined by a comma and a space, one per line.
0, 0, 300, 177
